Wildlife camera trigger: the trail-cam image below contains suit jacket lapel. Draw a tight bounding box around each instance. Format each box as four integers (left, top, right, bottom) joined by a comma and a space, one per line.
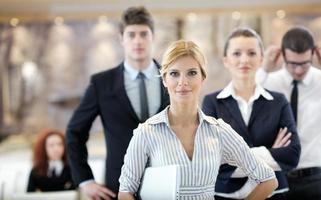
221, 97, 248, 135
114, 64, 140, 122
113, 60, 168, 122
249, 96, 266, 125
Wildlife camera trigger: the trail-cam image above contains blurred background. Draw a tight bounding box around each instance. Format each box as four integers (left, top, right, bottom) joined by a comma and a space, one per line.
1, 0, 321, 139
0, 0, 321, 198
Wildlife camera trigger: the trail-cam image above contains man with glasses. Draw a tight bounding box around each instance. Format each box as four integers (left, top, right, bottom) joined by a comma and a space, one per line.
257, 26, 321, 200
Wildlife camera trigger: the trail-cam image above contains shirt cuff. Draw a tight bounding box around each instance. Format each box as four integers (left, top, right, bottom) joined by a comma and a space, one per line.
215, 179, 257, 199
251, 146, 281, 171
231, 146, 281, 178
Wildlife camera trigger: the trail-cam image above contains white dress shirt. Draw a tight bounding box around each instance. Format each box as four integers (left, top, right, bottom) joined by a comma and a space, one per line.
257, 66, 321, 169
124, 61, 161, 119
217, 82, 274, 126
48, 160, 64, 177
119, 107, 275, 200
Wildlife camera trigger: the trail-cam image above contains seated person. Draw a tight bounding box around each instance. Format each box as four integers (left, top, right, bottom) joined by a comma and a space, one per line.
27, 129, 75, 192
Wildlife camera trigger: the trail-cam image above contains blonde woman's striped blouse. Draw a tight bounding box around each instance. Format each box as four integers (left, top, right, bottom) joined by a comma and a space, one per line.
119, 107, 275, 200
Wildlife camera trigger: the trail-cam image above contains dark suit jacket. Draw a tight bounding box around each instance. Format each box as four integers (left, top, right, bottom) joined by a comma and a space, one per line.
66, 61, 169, 194
202, 90, 301, 193
27, 166, 75, 192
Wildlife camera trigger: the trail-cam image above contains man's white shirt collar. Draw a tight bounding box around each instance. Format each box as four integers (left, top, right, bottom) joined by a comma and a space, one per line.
48, 160, 64, 176
124, 61, 156, 80
282, 64, 314, 86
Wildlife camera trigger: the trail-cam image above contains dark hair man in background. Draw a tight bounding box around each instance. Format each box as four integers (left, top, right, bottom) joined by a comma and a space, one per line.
66, 6, 169, 200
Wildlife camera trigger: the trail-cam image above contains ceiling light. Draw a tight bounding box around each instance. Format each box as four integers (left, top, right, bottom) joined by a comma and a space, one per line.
10, 18, 19, 27
232, 11, 241, 20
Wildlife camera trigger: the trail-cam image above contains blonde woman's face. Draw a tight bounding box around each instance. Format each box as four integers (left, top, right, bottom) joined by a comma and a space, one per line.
163, 56, 204, 105
224, 36, 263, 81
45, 134, 64, 161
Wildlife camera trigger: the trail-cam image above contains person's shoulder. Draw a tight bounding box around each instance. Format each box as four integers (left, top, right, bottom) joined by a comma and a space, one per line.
204, 90, 222, 99
310, 66, 321, 77
91, 63, 124, 81
28, 168, 40, 179
269, 67, 286, 76
134, 109, 167, 136
202, 115, 238, 144
203, 90, 223, 106
204, 115, 233, 133
145, 108, 167, 125
29, 168, 37, 175
203, 115, 219, 126
264, 89, 287, 102
202, 114, 231, 134
63, 165, 72, 172
211, 117, 230, 129
263, 68, 286, 85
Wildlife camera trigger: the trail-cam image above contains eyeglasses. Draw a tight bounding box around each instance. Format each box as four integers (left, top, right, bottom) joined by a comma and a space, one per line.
285, 60, 312, 69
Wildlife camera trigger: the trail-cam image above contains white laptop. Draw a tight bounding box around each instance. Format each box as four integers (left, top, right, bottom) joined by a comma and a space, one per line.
138, 165, 180, 200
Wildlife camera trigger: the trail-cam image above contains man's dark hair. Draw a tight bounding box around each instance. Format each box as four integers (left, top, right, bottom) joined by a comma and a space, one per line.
120, 6, 154, 34
281, 26, 315, 56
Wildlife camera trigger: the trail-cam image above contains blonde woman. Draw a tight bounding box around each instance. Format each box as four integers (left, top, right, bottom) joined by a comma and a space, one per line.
119, 40, 278, 200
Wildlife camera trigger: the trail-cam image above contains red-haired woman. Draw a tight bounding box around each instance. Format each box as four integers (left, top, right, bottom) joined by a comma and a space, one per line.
27, 129, 75, 192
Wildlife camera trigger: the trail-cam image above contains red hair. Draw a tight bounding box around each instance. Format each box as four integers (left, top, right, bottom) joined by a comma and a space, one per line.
32, 129, 68, 177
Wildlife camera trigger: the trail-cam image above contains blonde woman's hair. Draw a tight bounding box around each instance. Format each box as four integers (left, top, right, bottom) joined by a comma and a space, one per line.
160, 40, 207, 79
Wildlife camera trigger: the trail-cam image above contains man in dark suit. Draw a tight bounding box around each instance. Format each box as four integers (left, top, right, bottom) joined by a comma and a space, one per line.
66, 6, 169, 200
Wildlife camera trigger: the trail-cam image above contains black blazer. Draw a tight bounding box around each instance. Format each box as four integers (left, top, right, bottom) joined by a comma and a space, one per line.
27, 166, 75, 192
66, 61, 169, 194
202, 90, 301, 193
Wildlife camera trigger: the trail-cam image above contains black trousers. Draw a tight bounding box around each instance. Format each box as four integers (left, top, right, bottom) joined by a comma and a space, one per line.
286, 169, 321, 200
214, 193, 286, 200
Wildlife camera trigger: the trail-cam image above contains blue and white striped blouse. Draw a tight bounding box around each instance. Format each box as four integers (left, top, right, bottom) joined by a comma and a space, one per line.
119, 107, 275, 200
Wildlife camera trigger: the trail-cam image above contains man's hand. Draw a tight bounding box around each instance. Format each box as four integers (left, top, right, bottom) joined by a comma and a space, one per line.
262, 45, 283, 72
272, 127, 291, 148
82, 182, 116, 200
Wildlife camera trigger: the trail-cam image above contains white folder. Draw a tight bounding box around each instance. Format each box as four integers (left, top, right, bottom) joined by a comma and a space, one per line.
11, 190, 78, 200
138, 165, 180, 200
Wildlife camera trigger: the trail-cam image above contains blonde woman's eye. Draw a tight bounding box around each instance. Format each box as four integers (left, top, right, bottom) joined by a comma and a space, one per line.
169, 71, 179, 77
249, 51, 257, 56
188, 71, 198, 76
232, 52, 241, 56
